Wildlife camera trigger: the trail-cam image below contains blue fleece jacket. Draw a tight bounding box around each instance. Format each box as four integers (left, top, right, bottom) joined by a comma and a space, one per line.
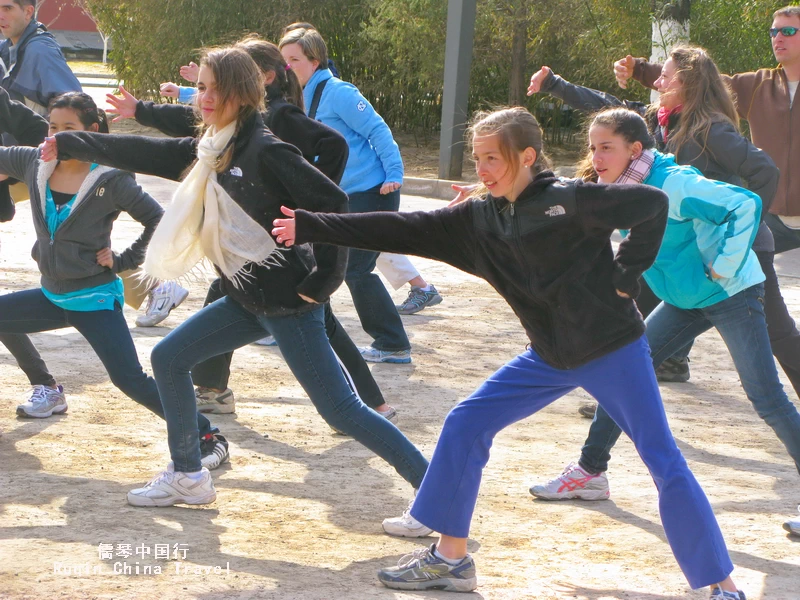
630, 152, 764, 309
303, 68, 403, 194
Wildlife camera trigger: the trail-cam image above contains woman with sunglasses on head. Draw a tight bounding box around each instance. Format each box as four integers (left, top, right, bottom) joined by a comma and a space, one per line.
42, 47, 429, 508
106, 36, 399, 424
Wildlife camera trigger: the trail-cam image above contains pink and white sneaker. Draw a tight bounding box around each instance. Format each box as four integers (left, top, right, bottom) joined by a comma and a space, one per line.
529, 462, 610, 500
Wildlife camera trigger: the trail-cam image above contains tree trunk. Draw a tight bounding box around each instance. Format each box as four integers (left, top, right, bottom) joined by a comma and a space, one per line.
650, 0, 690, 102
508, 1, 528, 106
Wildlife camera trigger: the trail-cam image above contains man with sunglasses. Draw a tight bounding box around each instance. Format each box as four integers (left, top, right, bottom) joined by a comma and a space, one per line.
613, 6, 800, 540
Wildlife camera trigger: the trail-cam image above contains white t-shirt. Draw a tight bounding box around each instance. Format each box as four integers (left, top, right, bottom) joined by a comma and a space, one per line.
789, 80, 799, 107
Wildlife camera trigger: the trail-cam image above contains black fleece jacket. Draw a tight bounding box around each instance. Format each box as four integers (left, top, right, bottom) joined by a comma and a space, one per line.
134, 94, 348, 183
54, 111, 349, 316
293, 172, 668, 369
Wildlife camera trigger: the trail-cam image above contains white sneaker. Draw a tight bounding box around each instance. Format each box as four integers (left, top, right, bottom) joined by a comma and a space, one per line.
135, 282, 189, 327
16, 385, 67, 418
382, 496, 434, 537
127, 463, 216, 507
529, 462, 610, 501
784, 506, 800, 536
195, 387, 235, 414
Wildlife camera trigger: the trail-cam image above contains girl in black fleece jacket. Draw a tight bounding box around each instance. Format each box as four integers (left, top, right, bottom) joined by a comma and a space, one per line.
272, 107, 740, 596
43, 47, 428, 509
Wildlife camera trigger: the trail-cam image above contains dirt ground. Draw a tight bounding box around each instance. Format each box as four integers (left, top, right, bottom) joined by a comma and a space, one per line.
0, 166, 799, 600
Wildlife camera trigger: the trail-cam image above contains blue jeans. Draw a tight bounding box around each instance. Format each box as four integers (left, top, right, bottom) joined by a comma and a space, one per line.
345, 187, 410, 351
152, 296, 428, 480
580, 284, 800, 475
0, 288, 215, 439
411, 337, 732, 589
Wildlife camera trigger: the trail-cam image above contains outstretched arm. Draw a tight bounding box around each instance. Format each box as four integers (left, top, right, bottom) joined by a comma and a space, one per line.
528, 66, 642, 115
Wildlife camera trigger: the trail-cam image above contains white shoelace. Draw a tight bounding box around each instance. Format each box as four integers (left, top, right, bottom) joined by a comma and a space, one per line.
143, 469, 175, 489
398, 546, 432, 568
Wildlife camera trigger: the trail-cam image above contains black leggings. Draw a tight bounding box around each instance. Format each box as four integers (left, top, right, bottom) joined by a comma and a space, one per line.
191, 279, 387, 409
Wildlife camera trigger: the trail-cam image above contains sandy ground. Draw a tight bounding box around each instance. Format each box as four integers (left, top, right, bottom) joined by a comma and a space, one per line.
0, 178, 799, 600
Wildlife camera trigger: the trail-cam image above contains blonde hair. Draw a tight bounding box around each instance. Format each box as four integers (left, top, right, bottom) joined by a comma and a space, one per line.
774, 5, 800, 21
467, 107, 551, 197
278, 27, 328, 69
196, 47, 265, 172
657, 45, 739, 161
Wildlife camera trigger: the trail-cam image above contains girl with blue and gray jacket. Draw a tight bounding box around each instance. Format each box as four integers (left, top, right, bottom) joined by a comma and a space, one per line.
532, 110, 800, 569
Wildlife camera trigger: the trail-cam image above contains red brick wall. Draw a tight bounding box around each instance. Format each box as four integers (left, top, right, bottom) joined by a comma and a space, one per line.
37, 0, 98, 32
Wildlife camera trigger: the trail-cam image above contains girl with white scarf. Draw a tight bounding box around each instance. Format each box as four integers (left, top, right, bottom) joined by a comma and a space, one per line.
42, 47, 429, 509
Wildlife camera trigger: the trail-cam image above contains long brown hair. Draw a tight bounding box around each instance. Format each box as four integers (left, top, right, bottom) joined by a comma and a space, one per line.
659, 45, 739, 161
196, 47, 265, 172
467, 107, 551, 198
235, 35, 304, 110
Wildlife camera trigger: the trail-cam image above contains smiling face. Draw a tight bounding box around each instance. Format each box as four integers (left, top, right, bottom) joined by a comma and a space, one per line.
196, 64, 240, 128
772, 14, 800, 67
472, 133, 536, 202
280, 42, 319, 87
588, 125, 642, 184
48, 107, 95, 134
653, 57, 684, 110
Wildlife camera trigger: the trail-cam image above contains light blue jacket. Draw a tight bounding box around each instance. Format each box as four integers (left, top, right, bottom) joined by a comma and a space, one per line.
304, 68, 403, 194
631, 152, 764, 309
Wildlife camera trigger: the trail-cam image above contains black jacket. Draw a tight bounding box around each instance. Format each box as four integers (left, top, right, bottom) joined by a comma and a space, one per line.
134, 94, 349, 184
539, 71, 778, 252
293, 172, 668, 369
54, 111, 349, 316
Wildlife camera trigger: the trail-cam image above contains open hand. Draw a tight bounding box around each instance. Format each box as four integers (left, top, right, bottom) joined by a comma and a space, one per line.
96, 247, 114, 268
180, 62, 199, 84
272, 205, 297, 247
614, 55, 636, 89
527, 66, 552, 96
159, 82, 180, 99
105, 85, 139, 122
448, 183, 477, 207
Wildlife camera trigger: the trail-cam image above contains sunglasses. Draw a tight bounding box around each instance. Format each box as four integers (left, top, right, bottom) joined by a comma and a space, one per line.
770, 26, 799, 37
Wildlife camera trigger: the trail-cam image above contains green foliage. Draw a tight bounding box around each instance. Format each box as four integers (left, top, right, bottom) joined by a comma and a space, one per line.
80, 0, 787, 146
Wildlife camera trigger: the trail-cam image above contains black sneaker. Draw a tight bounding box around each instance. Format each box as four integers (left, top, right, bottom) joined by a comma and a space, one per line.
200, 433, 229, 470
397, 285, 443, 315
656, 356, 690, 383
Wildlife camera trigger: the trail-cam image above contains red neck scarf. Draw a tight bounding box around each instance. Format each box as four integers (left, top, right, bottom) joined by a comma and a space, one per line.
657, 105, 682, 141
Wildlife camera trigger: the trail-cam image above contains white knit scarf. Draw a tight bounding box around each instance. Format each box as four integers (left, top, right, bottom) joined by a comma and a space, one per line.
143, 120, 276, 288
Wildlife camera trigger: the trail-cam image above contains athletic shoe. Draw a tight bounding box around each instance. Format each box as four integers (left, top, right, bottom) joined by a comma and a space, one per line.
360, 346, 412, 364
377, 544, 477, 592
578, 402, 597, 419
16, 385, 67, 418
254, 335, 277, 346
135, 281, 189, 327
195, 387, 235, 414
126, 463, 216, 507
330, 405, 398, 436
655, 356, 690, 383
783, 506, 800, 537
709, 587, 746, 599
200, 433, 229, 470
382, 496, 433, 537
529, 462, 610, 501
397, 285, 443, 315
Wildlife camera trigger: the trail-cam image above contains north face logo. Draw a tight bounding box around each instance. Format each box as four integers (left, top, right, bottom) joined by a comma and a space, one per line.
545, 205, 566, 217
229, 166, 243, 177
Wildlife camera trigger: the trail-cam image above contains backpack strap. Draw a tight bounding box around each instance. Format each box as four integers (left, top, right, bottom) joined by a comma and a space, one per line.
308, 78, 329, 120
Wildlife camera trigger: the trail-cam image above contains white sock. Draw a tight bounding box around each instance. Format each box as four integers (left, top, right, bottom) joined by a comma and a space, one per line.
433, 545, 463, 565
183, 470, 206, 481
419, 285, 433, 292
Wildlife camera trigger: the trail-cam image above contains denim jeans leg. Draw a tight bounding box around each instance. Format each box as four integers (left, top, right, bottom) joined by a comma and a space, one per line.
345, 188, 410, 351
151, 297, 268, 472
262, 307, 428, 487
0, 333, 56, 386
757, 250, 800, 397
704, 284, 800, 475
579, 302, 713, 473
190, 279, 234, 390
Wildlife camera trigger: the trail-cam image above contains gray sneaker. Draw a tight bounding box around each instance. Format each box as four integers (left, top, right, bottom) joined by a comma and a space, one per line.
16, 385, 67, 418
397, 285, 443, 315
784, 505, 800, 537
360, 346, 411, 364
378, 544, 477, 592
195, 387, 235, 414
